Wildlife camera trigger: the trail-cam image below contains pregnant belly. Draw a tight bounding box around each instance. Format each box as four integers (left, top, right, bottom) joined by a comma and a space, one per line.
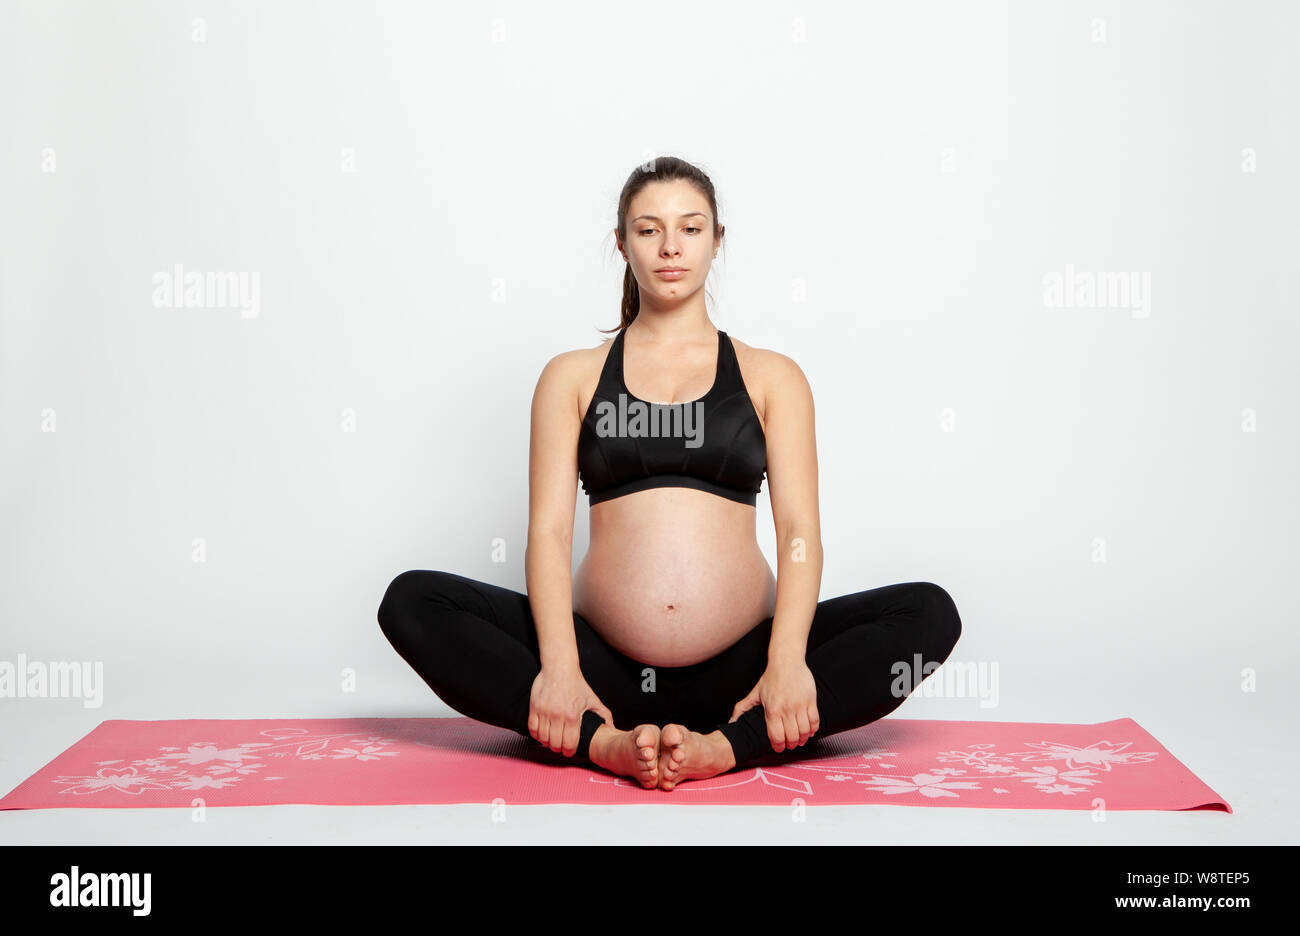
572, 489, 777, 667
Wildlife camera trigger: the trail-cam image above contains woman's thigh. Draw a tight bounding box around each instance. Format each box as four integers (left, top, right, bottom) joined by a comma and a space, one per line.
660, 580, 961, 730
382, 570, 664, 726
380, 569, 542, 653
805, 581, 961, 661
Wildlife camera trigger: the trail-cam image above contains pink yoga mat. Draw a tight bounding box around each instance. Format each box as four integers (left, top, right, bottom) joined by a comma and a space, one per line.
0, 715, 1230, 810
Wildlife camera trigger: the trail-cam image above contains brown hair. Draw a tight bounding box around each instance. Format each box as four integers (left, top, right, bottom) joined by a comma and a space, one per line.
604, 155, 725, 334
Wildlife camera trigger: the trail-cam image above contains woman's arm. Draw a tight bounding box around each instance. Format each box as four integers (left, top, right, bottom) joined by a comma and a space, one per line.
763, 352, 823, 664
523, 349, 617, 756
726, 348, 823, 752
524, 351, 586, 672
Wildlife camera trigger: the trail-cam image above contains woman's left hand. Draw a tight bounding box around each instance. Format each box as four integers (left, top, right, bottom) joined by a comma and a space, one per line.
729, 658, 820, 753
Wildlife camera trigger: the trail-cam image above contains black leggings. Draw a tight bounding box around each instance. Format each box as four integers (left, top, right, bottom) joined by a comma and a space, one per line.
377, 570, 962, 769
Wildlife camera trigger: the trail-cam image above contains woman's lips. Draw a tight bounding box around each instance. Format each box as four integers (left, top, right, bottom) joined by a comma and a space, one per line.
654, 270, 687, 280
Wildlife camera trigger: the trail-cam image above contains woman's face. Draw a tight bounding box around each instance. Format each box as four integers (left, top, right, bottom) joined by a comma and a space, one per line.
619, 179, 718, 302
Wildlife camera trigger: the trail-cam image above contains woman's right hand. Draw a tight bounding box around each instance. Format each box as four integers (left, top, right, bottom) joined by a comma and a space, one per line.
528, 664, 614, 757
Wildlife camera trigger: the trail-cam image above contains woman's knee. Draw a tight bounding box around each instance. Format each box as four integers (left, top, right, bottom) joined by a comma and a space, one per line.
377, 569, 451, 640
912, 581, 962, 658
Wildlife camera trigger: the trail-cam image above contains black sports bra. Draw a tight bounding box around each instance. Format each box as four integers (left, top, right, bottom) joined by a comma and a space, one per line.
577, 327, 767, 506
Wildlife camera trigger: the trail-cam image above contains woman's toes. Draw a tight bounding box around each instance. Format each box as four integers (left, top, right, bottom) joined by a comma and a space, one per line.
659, 724, 688, 788
634, 724, 659, 761
629, 725, 659, 787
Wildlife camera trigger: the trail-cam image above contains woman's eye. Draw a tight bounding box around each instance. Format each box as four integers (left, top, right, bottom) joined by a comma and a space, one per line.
685, 227, 700, 234
639, 228, 656, 235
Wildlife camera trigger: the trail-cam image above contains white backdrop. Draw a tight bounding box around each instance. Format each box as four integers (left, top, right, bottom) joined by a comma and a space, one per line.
1, 1, 1296, 841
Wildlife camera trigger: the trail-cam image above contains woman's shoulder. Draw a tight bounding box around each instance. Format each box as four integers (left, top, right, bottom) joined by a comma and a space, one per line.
533, 332, 619, 400
727, 334, 809, 389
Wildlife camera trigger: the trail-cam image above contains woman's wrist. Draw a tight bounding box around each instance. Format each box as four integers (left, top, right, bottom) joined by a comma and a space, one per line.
539, 647, 582, 673
766, 642, 808, 667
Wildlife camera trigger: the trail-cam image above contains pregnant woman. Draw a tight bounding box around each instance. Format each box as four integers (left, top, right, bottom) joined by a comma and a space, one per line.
378, 156, 962, 791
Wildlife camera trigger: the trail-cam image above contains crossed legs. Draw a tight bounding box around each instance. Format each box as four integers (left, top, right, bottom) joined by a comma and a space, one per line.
377, 570, 962, 787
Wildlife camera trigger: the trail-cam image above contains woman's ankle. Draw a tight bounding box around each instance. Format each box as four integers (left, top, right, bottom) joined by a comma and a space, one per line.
586, 722, 619, 765
706, 729, 738, 771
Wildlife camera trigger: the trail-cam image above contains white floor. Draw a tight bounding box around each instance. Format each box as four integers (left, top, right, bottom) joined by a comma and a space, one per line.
0, 657, 1292, 845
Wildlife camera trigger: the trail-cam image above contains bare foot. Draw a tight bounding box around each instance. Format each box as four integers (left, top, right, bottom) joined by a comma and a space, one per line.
657, 724, 737, 791
588, 723, 662, 789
